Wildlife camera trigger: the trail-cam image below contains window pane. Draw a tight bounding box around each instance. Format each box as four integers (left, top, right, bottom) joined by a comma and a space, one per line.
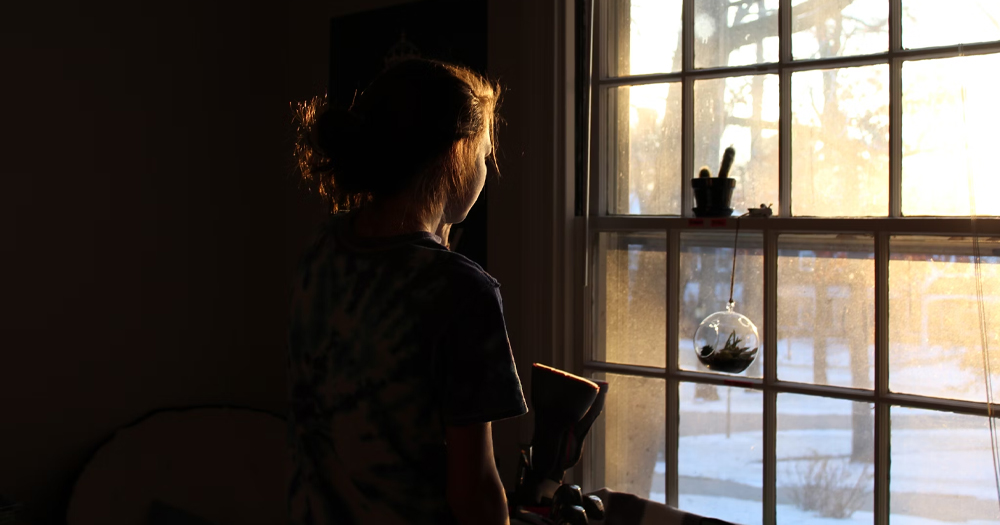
607, 84, 682, 215
889, 236, 1000, 402
605, 0, 683, 77
680, 231, 764, 377
891, 407, 1000, 523
903, 0, 1000, 49
792, 65, 889, 217
679, 383, 763, 525
590, 372, 665, 502
777, 394, 874, 523
596, 232, 666, 368
695, 75, 779, 217
902, 54, 1000, 216
792, 0, 888, 59
694, 0, 779, 69
777, 235, 875, 388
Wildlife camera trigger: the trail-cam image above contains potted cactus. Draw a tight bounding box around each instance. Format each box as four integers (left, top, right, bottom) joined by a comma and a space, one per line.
692, 145, 736, 217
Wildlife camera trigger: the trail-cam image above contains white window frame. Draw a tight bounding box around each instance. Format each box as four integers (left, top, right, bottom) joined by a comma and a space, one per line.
578, 1, 1000, 524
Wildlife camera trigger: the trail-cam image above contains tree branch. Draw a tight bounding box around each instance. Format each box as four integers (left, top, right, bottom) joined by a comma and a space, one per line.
725, 0, 854, 50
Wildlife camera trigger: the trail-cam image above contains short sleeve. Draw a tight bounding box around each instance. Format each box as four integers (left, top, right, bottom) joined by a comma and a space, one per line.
438, 283, 528, 426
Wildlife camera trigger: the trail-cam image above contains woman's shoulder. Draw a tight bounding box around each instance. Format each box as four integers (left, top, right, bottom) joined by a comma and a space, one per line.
435, 250, 500, 291
308, 211, 501, 290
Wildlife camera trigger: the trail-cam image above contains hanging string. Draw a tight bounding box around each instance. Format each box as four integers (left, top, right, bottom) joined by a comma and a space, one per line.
972, 210, 999, 515
959, 57, 1000, 513
728, 213, 749, 306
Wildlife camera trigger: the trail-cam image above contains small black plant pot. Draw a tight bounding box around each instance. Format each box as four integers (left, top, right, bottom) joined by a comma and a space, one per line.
691, 177, 736, 217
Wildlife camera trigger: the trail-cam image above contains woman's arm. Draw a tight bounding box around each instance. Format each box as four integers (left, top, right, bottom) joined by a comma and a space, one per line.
445, 422, 510, 525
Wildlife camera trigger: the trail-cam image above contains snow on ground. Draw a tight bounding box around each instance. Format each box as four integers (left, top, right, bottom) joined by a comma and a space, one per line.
887, 427, 998, 499
675, 428, 998, 501
670, 494, 999, 525
627, 428, 999, 524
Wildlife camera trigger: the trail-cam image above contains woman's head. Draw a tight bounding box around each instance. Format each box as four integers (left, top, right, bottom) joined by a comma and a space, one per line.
294, 58, 500, 221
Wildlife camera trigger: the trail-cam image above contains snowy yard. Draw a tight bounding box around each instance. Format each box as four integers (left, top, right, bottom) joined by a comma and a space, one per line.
618, 338, 1000, 524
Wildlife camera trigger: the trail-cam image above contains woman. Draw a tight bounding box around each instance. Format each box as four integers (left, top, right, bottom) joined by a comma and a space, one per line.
287, 58, 526, 525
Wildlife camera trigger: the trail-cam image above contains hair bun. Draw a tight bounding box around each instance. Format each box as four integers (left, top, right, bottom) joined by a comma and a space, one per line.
314, 109, 371, 193
315, 109, 366, 157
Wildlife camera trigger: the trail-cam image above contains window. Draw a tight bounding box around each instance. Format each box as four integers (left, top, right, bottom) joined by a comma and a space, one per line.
581, 1, 1000, 524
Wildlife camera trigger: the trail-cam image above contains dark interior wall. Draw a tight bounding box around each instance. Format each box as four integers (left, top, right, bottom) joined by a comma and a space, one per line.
0, 1, 420, 523
1, 0, 555, 523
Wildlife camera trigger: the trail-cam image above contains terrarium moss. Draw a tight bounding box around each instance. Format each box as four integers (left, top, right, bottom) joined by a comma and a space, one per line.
698, 329, 758, 373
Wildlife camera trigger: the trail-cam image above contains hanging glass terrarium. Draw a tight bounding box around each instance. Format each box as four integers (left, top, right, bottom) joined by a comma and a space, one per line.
690, 177, 760, 374
694, 301, 759, 374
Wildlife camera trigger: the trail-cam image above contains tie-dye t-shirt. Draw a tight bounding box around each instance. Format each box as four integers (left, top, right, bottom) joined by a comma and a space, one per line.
287, 212, 527, 525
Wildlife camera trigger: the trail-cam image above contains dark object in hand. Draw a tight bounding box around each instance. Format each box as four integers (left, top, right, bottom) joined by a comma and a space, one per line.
551, 484, 583, 519
555, 505, 588, 525
510, 365, 608, 525
514, 365, 608, 506
581, 494, 605, 520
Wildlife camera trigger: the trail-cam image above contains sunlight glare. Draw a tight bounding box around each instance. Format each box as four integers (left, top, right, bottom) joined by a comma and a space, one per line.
903, 0, 1000, 50
903, 54, 1000, 216
626, 0, 682, 76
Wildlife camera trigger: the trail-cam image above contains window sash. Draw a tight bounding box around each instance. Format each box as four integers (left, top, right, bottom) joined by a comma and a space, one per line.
593, 0, 1000, 219
582, 221, 999, 522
